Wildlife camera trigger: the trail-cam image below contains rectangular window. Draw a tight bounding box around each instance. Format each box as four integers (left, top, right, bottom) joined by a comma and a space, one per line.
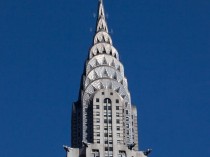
105, 147, 113, 151
97, 139, 100, 143
116, 119, 120, 124
96, 118, 100, 123
110, 92, 113, 95
117, 133, 120, 137
96, 112, 100, 116
102, 92, 104, 95
116, 106, 119, 110
116, 112, 119, 117
96, 98, 99, 102
116, 99, 119, 103
126, 110, 128, 114
92, 149, 99, 157
117, 126, 120, 130
96, 105, 100, 109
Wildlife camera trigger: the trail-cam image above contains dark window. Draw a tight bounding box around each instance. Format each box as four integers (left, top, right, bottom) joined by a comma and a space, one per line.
104, 106, 111, 110
104, 98, 111, 104
110, 147, 113, 151
104, 133, 108, 137
119, 150, 126, 155
116, 119, 120, 123
116, 106, 119, 110
92, 149, 99, 152
110, 92, 113, 95
102, 92, 104, 95
96, 105, 99, 109
116, 99, 119, 103
105, 147, 113, 151
126, 110, 128, 114
96, 98, 99, 102
104, 119, 107, 123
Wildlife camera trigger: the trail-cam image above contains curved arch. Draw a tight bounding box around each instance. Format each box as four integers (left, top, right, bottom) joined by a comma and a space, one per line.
94, 31, 113, 45
84, 66, 125, 88
89, 43, 119, 60
104, 98, 112, 104
83, 79, 130, 104
86, 54, 124, 74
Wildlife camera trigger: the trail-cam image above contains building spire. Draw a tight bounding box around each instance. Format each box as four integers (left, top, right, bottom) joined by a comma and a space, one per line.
96, 0, 108, 33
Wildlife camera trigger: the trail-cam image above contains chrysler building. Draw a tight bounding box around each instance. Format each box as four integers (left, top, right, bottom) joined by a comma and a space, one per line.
64, 1, 151, 157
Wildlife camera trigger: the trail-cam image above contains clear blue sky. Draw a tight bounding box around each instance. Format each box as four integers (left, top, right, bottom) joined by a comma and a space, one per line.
0, 0, 209, 157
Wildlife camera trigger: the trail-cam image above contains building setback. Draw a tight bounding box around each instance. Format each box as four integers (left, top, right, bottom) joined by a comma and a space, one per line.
64, 1, 151, 157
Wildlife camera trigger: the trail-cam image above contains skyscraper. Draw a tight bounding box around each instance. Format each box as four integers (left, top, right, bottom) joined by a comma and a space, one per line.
64, 1, 151, 157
